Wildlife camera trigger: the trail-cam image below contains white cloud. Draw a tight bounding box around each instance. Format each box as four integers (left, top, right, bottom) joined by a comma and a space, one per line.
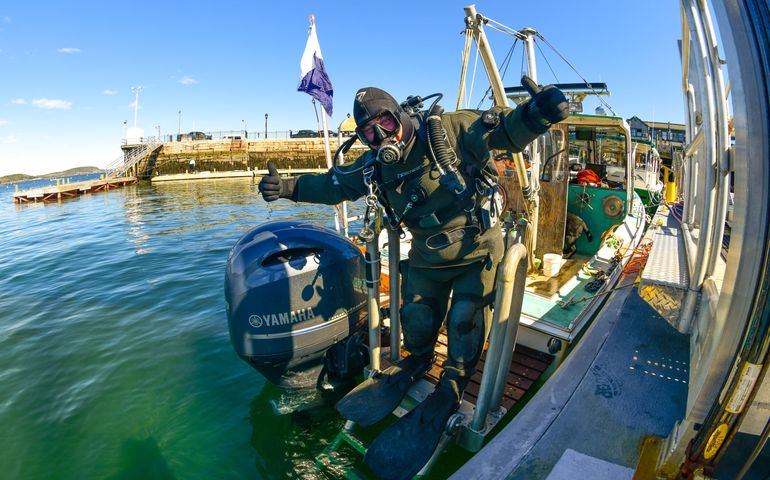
31, 98, 73, 109
57, 47, 81, 54
11, 98, 26, 105
0, 119, 9, 126
103, 89, 118, 95
2, 16, 10, 23
178, 76, 198, 85
2, 134, 18, 144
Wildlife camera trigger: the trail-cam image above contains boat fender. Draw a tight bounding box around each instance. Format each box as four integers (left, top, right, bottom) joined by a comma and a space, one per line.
547, 338, 562, 354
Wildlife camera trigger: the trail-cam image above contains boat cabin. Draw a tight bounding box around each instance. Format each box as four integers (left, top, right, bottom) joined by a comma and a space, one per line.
498, 113, 644, 350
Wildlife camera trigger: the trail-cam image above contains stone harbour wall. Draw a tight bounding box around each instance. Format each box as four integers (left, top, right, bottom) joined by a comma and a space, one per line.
143, 138, 367, 176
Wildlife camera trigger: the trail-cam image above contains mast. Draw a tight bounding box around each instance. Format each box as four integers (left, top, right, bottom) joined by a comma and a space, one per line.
463, 5, 539, 257
521, 27, 541, 258
522, 28, 538, 82
457, 15, 474, 110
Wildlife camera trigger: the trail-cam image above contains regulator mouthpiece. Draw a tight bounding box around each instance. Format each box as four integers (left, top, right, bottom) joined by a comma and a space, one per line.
376, 141, 403, 165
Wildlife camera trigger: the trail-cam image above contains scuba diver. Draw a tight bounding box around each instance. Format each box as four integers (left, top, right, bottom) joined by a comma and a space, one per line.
259, 80, 568, 479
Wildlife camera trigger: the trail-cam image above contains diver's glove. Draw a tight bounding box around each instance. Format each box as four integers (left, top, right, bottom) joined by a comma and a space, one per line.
521, 75, 569, 134
258, 160, 297, 202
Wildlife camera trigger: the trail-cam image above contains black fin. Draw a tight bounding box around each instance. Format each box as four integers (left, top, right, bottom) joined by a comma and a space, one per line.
364, 383, 461, 480
335, 355, 432, 427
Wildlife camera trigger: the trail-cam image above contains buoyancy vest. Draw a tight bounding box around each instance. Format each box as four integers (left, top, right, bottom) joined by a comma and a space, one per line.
370, 112, 504, 268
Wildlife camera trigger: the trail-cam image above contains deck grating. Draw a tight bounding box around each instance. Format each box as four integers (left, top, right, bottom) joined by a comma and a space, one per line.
420, 331, 555, 411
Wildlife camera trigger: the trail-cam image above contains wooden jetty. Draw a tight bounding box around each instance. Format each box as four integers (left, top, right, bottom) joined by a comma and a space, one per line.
13, 176, 137, 204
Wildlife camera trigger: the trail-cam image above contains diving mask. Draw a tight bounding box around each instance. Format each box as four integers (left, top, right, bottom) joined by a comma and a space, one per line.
356, 111, 401, 148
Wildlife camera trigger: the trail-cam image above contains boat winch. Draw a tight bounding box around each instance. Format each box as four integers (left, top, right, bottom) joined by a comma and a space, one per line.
225, 220, 369, 389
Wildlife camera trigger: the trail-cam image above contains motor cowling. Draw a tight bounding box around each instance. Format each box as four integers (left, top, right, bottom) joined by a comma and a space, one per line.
225, 220, 368, 389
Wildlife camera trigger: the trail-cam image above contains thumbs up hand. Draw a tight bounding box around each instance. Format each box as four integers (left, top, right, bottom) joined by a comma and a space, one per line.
521, 75, 569, 133
258, 161, 296, 202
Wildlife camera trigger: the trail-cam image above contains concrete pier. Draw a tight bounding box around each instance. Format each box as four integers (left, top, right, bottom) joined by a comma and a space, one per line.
134, 138, 366, 178
149, 168, 327, 183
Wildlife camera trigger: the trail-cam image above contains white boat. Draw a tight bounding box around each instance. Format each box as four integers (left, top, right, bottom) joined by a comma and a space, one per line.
226, 3, 770, 478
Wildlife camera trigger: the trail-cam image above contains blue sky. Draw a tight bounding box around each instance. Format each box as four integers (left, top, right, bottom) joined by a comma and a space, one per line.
0, 0, 684, 176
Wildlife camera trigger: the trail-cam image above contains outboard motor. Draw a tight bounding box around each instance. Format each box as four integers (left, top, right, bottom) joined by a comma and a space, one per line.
225, 220, 369, 390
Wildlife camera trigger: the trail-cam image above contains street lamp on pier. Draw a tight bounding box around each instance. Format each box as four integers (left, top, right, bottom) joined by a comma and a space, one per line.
265, 113, 268, 139
242, 119, 247, 139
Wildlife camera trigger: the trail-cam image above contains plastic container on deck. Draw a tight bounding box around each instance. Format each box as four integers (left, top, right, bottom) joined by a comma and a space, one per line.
542, 253, 563, 277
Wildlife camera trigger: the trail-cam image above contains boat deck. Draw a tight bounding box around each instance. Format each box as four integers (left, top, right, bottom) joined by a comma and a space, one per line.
522, 254, 594, 332
451, 275, 691, 479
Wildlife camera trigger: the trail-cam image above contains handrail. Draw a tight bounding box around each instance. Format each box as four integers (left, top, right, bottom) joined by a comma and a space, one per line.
470, 240, 528, 431
104, 140, 163, 179
386, 228, 402, 363
365, 227, 382, 372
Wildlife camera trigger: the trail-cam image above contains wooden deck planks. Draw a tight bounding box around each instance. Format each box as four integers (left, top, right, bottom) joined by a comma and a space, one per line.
13, 177, 137, 204
422, 331, 554, 411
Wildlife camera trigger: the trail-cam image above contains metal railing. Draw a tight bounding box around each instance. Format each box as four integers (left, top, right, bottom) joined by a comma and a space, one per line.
104, 139, 163, 178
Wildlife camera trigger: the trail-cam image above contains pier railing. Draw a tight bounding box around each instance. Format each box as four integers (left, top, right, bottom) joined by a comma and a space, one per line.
104, 140, 163, 178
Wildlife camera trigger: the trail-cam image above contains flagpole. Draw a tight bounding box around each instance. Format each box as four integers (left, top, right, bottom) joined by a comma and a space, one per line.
319, 105, 341, 232
301, 15, 342, 233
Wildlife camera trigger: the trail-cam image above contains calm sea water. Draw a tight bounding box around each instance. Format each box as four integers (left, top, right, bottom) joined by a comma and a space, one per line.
0, 176, 376, 479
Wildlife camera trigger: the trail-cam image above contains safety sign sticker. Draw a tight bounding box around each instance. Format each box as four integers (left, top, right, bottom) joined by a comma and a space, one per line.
725, 362, 762, 414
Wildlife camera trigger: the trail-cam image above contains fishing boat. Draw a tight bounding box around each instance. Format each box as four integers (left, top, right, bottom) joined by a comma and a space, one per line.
626, 138, 664, 215
630, 139, 664, 201
224, 2, 769, 478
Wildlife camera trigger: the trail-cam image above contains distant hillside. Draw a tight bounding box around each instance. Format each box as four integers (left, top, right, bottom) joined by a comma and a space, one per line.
1, 166, 104, 185
42, 166, 104, 178
0, 174, 34, 184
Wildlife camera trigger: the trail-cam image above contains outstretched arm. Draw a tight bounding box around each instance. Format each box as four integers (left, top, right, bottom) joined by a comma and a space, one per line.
258, 156, 370, 205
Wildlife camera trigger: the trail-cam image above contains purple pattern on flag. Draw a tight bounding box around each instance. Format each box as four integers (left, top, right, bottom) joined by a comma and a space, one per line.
298, 54, 333, 115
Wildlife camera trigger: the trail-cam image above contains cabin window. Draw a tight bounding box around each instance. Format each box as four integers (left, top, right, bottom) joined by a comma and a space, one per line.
541, 129, 566, 183
568, 126, 628, 187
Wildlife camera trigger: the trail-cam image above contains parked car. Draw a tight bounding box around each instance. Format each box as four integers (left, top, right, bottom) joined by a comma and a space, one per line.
176, 131, 212, 141
189, 131, 211, 140
290, 130, 317, 138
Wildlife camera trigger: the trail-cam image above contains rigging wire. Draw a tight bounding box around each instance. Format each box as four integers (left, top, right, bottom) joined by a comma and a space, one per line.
466, 30, 482, 109
534, 32, 617, 116
480, 11, 617, 116
534, 40, 560, 84
476, 39, 518, 110
482, 17, 523, 38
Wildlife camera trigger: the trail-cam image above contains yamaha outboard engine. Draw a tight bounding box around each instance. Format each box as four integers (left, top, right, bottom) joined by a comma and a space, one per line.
225, 220, 369, 390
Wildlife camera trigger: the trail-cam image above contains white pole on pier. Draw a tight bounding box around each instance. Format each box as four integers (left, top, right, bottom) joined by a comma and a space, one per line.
319, 105, 341, 232
131, 86, 143, 128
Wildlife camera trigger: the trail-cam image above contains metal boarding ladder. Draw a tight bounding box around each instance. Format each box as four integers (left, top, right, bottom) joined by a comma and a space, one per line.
314, 232, 529, 478
103, 140, 163, 179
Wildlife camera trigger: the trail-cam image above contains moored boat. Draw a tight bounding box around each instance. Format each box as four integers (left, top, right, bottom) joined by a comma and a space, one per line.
224, 2, 770, 478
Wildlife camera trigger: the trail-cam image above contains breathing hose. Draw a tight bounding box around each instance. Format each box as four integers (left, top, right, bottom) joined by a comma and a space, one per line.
424, 95, 470, 201
332, 136, 369, 176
